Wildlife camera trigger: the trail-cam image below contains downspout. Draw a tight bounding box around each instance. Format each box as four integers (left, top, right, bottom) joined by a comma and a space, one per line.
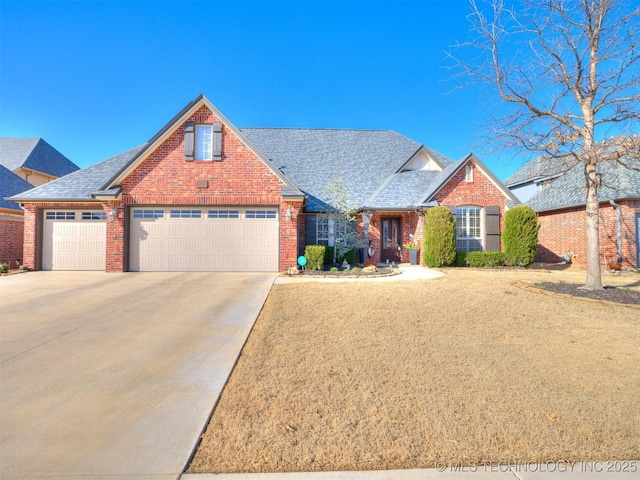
609, 200, 623, 264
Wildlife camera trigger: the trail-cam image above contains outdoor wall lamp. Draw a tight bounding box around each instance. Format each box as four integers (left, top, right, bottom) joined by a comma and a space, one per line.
285, 207, 292, 223
108, 206, 118, 223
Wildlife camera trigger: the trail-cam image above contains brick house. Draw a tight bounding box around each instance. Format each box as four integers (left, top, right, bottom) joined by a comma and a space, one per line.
505, 156, 640, 268
0, 138, 78, 267
10, 95, 519, 272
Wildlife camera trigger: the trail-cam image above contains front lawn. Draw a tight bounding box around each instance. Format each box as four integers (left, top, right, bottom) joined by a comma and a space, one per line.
188, 267, 640, 473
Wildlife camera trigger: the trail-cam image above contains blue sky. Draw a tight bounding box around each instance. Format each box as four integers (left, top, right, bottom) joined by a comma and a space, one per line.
1, 0, 523, 180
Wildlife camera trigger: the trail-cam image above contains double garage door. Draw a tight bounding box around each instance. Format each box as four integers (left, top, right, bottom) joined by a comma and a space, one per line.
42, 207, 279, 272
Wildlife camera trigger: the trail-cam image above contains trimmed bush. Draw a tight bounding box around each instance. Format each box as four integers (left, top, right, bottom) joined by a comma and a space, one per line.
455, 252, 468, 267
463, 252, 507, 267
502, 206, 540, 267
1, 262, 8, 274
304, 245, 326, 270
325, 246, 355, 266
423, 206, 456, 267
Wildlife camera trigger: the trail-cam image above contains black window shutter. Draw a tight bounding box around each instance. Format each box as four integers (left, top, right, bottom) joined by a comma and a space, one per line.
184, 122, 195, 161
485, 206, 501, 252
305, 215, 317, 245
212, 123, 222, 160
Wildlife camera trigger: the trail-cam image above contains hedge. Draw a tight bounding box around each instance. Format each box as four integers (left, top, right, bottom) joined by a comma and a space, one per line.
502, 206, 540, 267
304, 245, 326, 270
423, 206, 456, 267
456, 251, 507, 267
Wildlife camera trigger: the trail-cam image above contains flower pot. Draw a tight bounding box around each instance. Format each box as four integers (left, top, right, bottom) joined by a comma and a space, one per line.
409, 249, 419, 265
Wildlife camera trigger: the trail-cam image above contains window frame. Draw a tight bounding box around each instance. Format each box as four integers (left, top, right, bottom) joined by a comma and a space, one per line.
465, 165, 474, 182
456, 206, 483, 252
195, 124, 213, 161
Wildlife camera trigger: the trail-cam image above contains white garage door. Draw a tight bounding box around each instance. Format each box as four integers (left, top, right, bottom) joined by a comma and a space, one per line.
129, 207, 279, 272
42, 210, 107, 271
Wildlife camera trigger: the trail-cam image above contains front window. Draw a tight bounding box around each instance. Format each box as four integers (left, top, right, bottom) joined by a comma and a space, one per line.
196, 125, 213, 160
316, 216, 348, 246
316, 216, 330, 245
456, 206, 482, 252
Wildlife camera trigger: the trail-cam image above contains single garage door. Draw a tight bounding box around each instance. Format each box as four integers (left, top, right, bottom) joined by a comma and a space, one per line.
42, 210, 107, 270
129, 207, 279, 272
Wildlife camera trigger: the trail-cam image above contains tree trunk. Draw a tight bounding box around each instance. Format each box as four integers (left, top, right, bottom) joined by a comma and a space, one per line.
583, 161, 603, 290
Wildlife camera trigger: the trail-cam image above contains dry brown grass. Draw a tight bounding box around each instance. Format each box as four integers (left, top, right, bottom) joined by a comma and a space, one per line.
187, 267, 640, 473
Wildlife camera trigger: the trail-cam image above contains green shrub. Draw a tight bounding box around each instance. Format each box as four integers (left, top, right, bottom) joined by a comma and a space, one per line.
464, 252, 507, 267
325, 246, 355, 265
304, 245, 326, 270
502, 206, 540, 267
330, 266, 339, 272
455, 252, 468, 267
423, 206, 456, 267
0, 262, 8, 274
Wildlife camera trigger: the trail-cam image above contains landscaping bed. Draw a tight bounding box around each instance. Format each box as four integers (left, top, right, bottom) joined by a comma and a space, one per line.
188, 267, 640, 474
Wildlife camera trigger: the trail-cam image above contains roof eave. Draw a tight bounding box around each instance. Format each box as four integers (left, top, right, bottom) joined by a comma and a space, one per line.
8, 196, 100, 203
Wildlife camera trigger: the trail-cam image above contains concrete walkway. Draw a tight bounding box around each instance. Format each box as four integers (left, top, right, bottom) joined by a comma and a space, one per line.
0, 271, 275, 479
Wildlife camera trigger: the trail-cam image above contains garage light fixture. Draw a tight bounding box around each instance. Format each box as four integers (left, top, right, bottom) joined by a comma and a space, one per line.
285, 207, 292, 223
107, 207, 118, 223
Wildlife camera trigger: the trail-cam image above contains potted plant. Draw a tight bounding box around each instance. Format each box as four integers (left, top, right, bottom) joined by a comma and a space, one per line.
403, 242, 420, 265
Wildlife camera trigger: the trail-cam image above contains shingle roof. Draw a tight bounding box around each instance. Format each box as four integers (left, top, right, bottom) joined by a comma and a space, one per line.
0, 138, 79, 177
8, 146, 145, 202
527, 157, 640, 212
0, 165, 33, 211
240, 128, 438, 211
503, 155, 570, 187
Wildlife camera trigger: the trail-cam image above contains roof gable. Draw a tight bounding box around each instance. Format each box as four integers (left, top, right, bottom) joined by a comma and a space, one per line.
105, 95, 300, 195
424, 154, 521, 205
0, 138, 79, 177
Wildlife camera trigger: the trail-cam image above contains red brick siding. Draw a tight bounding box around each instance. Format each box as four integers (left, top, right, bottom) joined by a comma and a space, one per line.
537, 200, 639, 268
0, 213, 24, 267
114, 105, 293, 272
433, 161, 509, 251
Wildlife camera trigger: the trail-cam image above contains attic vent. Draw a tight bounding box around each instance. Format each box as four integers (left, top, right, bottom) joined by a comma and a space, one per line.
196, 180, 209, 189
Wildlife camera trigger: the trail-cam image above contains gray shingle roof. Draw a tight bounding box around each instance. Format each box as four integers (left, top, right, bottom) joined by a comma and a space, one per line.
504, 156, 570, 187
0, 165, 33, 211
527, 157, 640, 212
0, 138, 79, 177
240, 128, 438, 211
8, 146, 145, 202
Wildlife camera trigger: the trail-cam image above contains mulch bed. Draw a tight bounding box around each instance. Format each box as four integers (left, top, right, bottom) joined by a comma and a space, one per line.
538, 282, 640, 305
287, 267, 400, 278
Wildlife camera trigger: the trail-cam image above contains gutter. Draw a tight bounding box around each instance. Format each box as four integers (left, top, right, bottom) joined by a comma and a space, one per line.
609, 200, 623, 263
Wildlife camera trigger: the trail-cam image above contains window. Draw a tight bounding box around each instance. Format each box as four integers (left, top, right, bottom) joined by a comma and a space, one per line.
456, 206, 483, 252
316, 216, 347, 246
316, 216, 330, 245
46, 211, 75, 220
133, 209, 164, 219
196, 125, 213, 160
208, 210, 239, 219
82, 211, 107, 221
465, 165, 474, 182
185, 122, 222, 161
170, 209, 201, 219
246, 210, 277, 219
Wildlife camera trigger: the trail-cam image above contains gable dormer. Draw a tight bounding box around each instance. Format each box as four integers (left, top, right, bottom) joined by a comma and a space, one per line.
400, 147, 444, 172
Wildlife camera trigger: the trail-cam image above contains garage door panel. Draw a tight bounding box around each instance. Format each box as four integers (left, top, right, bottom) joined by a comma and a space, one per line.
129, 207, 279, 272
43, 212, 106, 271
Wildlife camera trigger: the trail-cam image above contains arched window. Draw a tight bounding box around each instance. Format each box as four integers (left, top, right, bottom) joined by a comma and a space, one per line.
456, 206, 483, 252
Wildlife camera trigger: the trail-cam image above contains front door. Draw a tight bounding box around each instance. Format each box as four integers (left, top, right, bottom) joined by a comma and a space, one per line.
381, 217, 402, 263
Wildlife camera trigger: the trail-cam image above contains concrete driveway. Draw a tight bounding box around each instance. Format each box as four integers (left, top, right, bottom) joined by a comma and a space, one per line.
0, 271, 275, 479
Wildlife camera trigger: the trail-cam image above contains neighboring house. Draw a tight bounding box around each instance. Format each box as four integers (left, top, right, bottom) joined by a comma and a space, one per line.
9, 95, 519, 272
504, 156, 567, 203
506, 156, 640, 268
0, 138, 79, 266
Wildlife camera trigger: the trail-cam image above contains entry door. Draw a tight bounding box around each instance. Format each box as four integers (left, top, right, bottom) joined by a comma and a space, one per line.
381, 217, 402, 263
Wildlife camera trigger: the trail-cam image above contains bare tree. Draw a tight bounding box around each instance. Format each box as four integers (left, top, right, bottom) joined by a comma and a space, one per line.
451, 0, 640, 289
